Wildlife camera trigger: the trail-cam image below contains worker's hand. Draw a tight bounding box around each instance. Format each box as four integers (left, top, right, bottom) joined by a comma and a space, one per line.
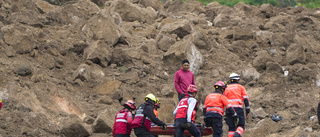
161, 124, 167, 130
186, 122, 192, 128
233, 115, 239, 126
246, 113, 250, 119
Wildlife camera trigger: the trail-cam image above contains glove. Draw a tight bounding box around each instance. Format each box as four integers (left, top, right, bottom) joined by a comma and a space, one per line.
233, 115, 239, 126
161, 124, 167, 130
186, 122, 192, 128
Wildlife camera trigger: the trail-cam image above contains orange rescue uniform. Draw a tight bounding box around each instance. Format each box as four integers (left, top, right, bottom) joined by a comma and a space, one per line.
204, 93, 233, 116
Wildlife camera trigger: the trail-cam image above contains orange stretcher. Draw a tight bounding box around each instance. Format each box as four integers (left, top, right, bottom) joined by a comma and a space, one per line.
150, 124, 213, 136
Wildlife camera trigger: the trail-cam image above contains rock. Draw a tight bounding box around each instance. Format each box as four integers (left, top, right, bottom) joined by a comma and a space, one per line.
252, 50, 273, 71
160, 19, 194, 38
157, 98, 176, 123
92, 108, 119, 133
192, 31, 211, 50
266, 62, 282, 74
83, 41, 112, 68
271, 33, 291, 48
61, 114, 90, 137
139, 0, 164, 11
35, 0, 57, 14
156, 33, 176, 52
73, 64, 105, 84
160, 84, 175, 98
83, 116, 95, 124
166, 0, 205, 14
163, 39, 203, 74
260, 4, 275, 18
82, 14, 121, 46
3, 45, 16, 57
246, 87, 263, 99
241, 67, 260, 82
97, 97, 113, 105
304, 127, 312, 132
253, 107, 268, 119
118, 71, 139, 84
95, 80, 122, 95
1, 25, 38, 54
110, 0, 157, 24
13, 62, 33, 76
233, 27, 253, 41
286, 44, 306, 65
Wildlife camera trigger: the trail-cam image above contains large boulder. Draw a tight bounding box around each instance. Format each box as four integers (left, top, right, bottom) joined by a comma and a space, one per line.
92, 107, 120, 133
83, 40, 112, 68
286, 44, 306, 65
61, 114, 90, 137
252, 50, 273, 71
110, 0, 157, 24
163, 39, 203, 74
82, 14, 121, 46
192, 31, 211, 50
160, 19, 194, 38
13, 61, 33, 76
156, 33, 176, 52
139, 0, 164, 11
73, 64, 105, 84
1, 25, 39, 54
241, 67, 260, 82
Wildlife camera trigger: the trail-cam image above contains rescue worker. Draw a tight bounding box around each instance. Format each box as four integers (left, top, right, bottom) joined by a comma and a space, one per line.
224, 73, 250, 137
203, 81, 239, 137
112, 100, 136, 137
173, 85, 201, 137
132, 94, 167, 137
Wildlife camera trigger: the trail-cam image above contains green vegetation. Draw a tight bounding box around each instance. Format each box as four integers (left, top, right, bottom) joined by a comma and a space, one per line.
192, 0, 320, 8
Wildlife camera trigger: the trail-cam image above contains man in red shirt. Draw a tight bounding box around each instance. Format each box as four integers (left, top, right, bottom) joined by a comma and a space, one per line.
112, 100, 136, 137
174, 59, 195, 101
224, 73, 250, 137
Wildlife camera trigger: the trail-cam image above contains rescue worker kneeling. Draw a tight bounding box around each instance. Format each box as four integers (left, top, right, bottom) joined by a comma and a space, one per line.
173, 85, 201, 137
203, 81, 239, 137
132, 94, 167, 137
112, 100, 136, 137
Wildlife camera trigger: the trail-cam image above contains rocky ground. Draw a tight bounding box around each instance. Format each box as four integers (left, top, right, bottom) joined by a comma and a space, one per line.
0, 0, 320, 136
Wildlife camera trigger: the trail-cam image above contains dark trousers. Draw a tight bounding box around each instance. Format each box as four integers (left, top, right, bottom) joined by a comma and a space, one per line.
178, 94, 185, 101
206, 117, 223, 137
225, 108, 245, 132
115, 134, 130, 137
174, 118, 201, 137
134, 127, 154, 137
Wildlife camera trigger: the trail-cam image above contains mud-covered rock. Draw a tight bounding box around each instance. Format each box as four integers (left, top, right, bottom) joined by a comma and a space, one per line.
95, 80, 121, 95
253, 50, 273, 71
13, 62, 33, 76
160, 19, 194, 38
286, 44, 306, 65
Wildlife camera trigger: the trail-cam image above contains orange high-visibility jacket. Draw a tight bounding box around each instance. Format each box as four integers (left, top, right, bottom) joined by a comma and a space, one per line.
223, 83, 249, 108
154, 109, 159, 118
204, 93, 232, 116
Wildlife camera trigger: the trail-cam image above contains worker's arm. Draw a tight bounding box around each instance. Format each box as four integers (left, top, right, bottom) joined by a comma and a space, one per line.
173, 105, 178, 116
144, 105, 166, 126
222, 96, 237, 116
174, 72, 183, 94
242, 86, 250, 115
187, 98, 197, 123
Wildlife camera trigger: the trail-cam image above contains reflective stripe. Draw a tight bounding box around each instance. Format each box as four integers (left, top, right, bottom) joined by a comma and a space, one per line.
245, 106, 250, 109
207, 107, 224, 111
236, 127, 244, 134
243, 95, 248, 98
232, 105, 243, 108
135, 114, 144, 117
146, 117, 151, 120
116, 119, 128, 123
228, 131, 235, 135
228, 99, 242, 102
178, 105, 188, 108
226, 104, 232, 108
206, 110, 223, 116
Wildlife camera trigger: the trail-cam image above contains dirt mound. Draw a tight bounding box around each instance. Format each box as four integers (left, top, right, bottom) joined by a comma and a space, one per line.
0, 0, 320, 136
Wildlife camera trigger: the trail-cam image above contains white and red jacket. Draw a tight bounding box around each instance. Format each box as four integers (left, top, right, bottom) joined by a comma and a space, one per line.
112, 109, 133, 137
173, 94, 198, 123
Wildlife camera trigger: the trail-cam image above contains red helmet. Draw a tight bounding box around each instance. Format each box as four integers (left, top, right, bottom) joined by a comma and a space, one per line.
214, 81, 226, 89
124, 100, 136, 110
187, 85, 198, 93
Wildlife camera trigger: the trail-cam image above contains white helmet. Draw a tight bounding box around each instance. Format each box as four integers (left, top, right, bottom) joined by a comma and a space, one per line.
229, 73, 240, 80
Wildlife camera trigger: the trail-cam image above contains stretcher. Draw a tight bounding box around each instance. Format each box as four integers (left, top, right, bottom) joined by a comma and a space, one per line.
150, 124, 213, 136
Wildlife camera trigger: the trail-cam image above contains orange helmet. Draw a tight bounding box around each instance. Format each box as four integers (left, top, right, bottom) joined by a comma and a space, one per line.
124, 100, 136, 110
187, 85, 198, 93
